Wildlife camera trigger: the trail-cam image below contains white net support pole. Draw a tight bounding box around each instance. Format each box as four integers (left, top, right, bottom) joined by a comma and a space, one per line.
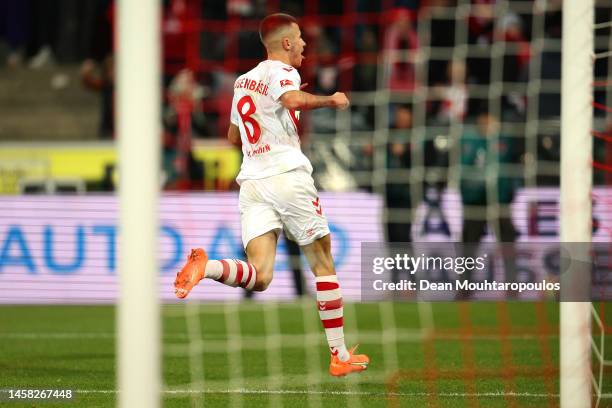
560, 1, 594, 408
117, 0, 161, 407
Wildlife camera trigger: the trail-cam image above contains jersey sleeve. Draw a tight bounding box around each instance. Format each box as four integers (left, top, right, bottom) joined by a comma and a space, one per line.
268, 67, 301, 101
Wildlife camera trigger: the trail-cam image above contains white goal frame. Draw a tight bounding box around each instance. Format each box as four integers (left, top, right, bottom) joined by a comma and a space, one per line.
560, 1, 594, 407
117, 0, 161, 407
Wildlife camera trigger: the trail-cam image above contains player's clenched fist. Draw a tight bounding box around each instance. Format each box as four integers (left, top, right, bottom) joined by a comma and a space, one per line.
332, 92, 349, 110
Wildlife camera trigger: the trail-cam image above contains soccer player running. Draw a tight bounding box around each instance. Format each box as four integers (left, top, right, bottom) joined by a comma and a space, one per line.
174, 13, 369, 377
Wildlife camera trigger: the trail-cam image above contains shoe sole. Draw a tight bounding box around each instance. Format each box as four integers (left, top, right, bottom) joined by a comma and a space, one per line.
330, 363, 369, 377
174, 263, 203, 298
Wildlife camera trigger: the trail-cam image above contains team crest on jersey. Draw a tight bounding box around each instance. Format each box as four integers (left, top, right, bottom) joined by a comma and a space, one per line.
280, 79, 294, 87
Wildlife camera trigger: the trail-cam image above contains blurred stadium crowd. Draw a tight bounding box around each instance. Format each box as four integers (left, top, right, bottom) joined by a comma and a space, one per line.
0, 0, 610, 196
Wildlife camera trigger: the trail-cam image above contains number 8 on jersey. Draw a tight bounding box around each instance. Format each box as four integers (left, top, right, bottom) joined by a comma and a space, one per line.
237, 95, 261, 144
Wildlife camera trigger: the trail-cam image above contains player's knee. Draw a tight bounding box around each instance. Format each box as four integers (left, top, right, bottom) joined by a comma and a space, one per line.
253, 266, 273, 291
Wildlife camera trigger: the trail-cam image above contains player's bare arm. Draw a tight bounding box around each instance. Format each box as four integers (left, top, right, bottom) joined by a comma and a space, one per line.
280, 90, 350, 111
227, 123, 241, 147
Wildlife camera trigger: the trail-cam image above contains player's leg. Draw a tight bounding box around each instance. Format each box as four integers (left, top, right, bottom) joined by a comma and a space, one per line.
173, 230, 278, 298
173, 248, 260, 298
268, 169, 369, 375
300, 234, 342, 355
301, 234, 369, 376
243, 231, 282, 297
245, 230, 278, 291
174, 178, 281, 298
493, 206, 518, 295
457, 206, 487, 299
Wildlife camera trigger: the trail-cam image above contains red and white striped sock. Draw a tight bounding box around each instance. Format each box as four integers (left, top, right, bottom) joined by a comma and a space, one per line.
315, 275, 350, 362
204, 259, 257, 290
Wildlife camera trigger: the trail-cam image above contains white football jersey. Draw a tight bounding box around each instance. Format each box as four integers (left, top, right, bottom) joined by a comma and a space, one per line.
230, 59, 313, 183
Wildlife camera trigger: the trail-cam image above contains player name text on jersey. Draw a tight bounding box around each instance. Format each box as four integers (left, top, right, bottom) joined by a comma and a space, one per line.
234, 78, 269, 96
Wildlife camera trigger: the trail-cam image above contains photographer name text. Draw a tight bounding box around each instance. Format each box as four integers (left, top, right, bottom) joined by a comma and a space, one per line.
372, 279, 560, 292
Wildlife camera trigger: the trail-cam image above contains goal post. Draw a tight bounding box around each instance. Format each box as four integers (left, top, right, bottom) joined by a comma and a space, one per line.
560, 0, 594, 407
117, 0, 161, 407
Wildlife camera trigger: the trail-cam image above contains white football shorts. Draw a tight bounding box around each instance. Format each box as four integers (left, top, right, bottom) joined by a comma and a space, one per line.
239, 169, 330, 248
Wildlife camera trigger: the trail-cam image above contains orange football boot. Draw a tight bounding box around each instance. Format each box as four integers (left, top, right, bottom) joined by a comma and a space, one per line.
174, 248, 208, 298
329, 345, 370, 377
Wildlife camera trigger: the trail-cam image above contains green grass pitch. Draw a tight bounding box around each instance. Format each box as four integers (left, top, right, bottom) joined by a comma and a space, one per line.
1, 302, 610, 407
